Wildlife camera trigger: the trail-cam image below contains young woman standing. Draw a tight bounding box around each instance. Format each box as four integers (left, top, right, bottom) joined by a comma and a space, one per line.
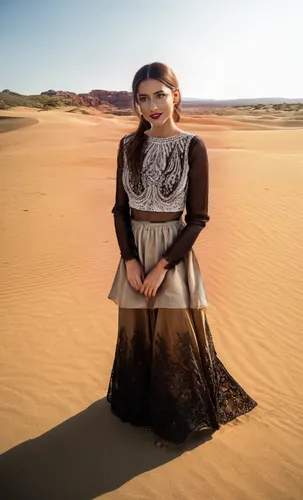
107, 62, 258, 446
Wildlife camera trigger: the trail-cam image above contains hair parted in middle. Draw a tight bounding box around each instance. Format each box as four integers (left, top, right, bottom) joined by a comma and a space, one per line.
124, 61, 182, 187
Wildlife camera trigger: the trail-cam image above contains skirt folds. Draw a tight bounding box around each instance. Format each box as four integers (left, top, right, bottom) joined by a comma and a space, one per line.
107, 219, 258, 443
107, 307, 258, 444
108, 219, 208, 309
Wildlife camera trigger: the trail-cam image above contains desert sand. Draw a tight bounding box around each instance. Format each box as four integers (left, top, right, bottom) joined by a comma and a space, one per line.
0, 107, 302, 499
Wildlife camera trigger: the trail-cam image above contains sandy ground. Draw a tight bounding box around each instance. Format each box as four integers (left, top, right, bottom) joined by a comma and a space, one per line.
0, 107, 303, 499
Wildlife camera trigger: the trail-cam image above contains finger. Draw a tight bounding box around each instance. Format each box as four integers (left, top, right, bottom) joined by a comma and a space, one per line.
130, 279, 139, 291
142, 284, 152, 299
134, 279, 142, 291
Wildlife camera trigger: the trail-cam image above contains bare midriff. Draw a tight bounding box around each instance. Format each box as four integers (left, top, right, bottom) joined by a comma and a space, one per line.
130, 207, 183, 222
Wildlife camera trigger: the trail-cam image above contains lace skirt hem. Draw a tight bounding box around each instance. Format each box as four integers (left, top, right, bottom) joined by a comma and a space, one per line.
106, 307, 258, 444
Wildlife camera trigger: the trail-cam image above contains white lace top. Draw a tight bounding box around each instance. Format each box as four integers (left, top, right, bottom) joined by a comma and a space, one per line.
111, 130, 210, 269
122, 132, 196, 212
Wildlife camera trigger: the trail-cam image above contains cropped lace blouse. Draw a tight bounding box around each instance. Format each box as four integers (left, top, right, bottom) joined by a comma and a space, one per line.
122, 132, 195, 211
111, 131, 210, 270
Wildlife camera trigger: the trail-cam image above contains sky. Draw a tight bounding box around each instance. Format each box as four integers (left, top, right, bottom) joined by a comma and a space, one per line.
0, 0, 302, 100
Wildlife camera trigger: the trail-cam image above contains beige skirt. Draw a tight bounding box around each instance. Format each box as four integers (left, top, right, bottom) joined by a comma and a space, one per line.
108, 218, 208, 309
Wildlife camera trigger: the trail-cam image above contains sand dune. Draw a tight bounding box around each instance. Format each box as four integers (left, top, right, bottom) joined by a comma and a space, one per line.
0, 107, 303, 499
0, 115, 39, 133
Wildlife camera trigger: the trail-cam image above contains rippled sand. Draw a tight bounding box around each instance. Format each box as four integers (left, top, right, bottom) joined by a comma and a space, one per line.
0, 107, 302, 500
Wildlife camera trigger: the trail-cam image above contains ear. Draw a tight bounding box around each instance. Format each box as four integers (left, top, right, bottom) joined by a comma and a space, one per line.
173, 88, 180, 103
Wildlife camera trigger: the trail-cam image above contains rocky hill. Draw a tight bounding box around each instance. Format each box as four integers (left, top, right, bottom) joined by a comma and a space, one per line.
0, 89, 132, 111
1, 88, 303, 113
41, 89, 133, 108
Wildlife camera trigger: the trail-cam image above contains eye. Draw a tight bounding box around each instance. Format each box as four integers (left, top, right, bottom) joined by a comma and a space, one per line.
139, 93, 165, 102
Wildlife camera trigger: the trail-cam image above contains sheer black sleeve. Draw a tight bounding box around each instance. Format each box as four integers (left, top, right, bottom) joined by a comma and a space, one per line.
162, 135, 210, 270
111, 137, 139, 262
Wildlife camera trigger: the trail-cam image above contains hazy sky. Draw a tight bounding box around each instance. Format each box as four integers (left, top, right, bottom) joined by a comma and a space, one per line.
0, 0, 302, 99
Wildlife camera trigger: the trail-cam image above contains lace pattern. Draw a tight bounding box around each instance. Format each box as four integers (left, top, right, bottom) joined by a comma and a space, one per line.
122, 132, 196, 212
107, 308, 258, 444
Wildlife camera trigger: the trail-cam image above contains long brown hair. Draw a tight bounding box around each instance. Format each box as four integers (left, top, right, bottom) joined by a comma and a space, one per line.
125, 62, 182, 187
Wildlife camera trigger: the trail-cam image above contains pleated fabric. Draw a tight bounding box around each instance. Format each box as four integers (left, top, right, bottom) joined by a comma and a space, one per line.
108, 219, 208, 309
107, 307, 258, 444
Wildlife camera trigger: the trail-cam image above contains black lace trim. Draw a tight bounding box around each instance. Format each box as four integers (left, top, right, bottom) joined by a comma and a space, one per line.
107, 310, 258, 444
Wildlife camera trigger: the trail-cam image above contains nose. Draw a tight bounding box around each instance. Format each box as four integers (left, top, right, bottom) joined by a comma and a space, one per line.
149, 99, 158, 111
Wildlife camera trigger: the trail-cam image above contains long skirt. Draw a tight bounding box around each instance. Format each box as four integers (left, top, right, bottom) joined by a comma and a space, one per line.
107, 219, 258, 444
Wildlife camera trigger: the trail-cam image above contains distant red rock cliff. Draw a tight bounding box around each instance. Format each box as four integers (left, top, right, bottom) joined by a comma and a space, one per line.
41, 89, 133, 109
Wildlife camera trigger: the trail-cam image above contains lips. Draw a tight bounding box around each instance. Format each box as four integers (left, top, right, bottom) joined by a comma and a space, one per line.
150, 113, 162, 119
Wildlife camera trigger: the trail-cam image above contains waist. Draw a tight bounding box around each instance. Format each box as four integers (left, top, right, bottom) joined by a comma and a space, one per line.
130, 207, 183, 223
131, 218, 185, 230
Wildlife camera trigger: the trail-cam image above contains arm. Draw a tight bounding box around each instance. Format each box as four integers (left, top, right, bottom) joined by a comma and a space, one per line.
111, 137, 139, 262
161, 135, 210, 270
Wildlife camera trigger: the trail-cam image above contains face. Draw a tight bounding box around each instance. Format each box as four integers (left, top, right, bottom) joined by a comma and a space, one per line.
137, 78, 179, 128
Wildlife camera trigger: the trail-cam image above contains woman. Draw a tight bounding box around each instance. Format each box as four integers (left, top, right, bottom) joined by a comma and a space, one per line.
107, 62, 258, 447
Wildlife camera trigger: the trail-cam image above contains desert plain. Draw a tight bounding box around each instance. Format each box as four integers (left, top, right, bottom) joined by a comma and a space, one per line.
0, 106, 302, 499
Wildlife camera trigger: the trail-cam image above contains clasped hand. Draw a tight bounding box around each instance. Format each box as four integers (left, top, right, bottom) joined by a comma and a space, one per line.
125, 259, 168, 299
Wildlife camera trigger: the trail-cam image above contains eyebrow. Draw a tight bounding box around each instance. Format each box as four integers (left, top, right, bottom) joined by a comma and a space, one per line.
138, 90, 165, 97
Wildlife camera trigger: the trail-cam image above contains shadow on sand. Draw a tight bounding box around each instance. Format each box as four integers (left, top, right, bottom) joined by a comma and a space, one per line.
0, 397, 215, 499
0, 116, 39, 134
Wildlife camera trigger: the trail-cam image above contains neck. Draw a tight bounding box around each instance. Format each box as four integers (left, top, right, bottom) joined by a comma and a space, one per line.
146, 118, 182, 138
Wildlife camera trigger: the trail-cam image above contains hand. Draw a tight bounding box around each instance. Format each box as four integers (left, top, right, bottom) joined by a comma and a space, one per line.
139, 259, 168, 299
125, 259, 145, 292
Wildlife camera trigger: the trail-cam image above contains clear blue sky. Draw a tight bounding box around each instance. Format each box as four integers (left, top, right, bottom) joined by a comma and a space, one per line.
0, 0, 302, 99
